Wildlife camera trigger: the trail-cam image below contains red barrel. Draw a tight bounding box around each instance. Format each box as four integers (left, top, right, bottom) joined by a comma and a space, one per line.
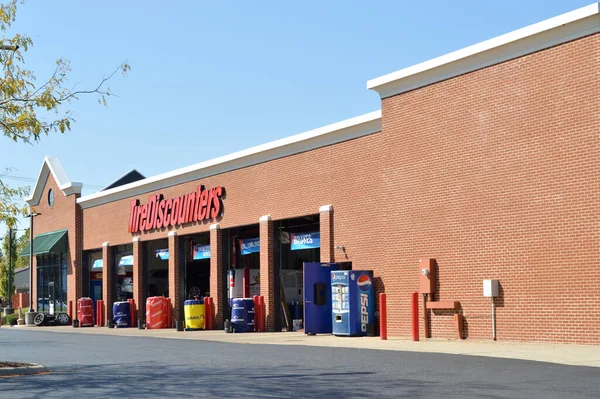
146, 297, 168, 329
77, 297, 94, 327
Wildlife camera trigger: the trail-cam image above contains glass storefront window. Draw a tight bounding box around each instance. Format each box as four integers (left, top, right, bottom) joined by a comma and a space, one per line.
36, 253, 68, 313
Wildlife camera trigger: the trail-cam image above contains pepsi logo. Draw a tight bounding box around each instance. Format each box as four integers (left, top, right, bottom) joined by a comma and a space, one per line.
357, 274, 371, 291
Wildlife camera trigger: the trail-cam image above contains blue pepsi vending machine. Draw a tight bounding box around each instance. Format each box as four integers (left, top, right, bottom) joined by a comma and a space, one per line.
303, 262, 338, 334
331, 270, 374, 336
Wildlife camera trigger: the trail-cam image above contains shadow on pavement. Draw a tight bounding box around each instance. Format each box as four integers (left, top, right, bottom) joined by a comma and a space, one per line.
1, 363, 434, 398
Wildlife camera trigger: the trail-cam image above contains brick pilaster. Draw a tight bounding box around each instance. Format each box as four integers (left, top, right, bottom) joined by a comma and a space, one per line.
132, 237, 145, 322
168, 231, 181, 323
75, 195, 83, 302
319, 205, 334, 263
260, 215, 277, 331
102, 242, 114, 324
209, 224, 224, 328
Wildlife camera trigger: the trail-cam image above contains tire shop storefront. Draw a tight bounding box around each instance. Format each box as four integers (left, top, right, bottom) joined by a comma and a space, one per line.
24, 5, 600, 344
25, 112, 383, 332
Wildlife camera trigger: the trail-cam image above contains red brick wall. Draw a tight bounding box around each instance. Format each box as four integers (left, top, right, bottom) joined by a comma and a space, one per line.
259, 217, 276, 331
82, 133, 387, 274
132, 238, 145, 320
69, 32, 600, 344
167, 232, 181, 321
29, 173, 80, 312
209, 225, 224, 328
381, 33, 600, 344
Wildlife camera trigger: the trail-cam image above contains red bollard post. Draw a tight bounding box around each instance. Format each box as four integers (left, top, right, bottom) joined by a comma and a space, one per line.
204, 297, 211, 330
100, 300, 105, 327
68, 300, 73, 322
96, 300, 103, 327
203, 296, 210, 330
258, 296, 265, 332
129, 299, 136, 328
255, 296, 261, 332
379, 293, 387, 340
411, 292, 419, 341
253, 295, 259, 332
208, 297, 214, 330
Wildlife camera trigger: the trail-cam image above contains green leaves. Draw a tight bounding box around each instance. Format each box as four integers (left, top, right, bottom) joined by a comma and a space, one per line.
0, 0, 129, 227
0, 226, 29, 301
0, 169, 28, 227
0, 2, 129, 144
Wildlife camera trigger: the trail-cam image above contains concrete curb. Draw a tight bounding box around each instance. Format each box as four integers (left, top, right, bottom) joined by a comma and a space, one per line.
0, 363, 47, 377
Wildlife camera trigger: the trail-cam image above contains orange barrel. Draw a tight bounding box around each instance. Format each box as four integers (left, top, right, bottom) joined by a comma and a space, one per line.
146, 297, 167, 329
77, 297, 94, 327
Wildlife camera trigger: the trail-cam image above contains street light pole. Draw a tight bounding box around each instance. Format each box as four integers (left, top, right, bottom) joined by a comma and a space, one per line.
7, 227, 13, 310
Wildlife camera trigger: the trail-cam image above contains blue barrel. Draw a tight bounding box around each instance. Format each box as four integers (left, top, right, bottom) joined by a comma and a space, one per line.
231, 298, 255, 333
113, 301, 130, 328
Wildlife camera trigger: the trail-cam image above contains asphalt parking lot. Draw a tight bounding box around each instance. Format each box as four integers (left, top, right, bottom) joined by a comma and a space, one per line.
1, 328, 599, 398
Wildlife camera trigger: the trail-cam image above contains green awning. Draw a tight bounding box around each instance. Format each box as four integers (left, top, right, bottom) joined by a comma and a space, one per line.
19, 229, 68, 256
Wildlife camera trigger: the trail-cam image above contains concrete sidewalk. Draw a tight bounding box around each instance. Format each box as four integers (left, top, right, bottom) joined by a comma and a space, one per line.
5, 325, 600, 368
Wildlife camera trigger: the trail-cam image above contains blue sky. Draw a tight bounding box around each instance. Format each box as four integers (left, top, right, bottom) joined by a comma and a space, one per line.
1, 0, 592, 234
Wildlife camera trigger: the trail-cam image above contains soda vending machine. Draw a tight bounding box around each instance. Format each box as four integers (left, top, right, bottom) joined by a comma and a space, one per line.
331, 270, 374, 336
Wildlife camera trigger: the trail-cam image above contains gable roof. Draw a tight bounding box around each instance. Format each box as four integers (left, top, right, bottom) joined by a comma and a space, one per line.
25, 156, 82, 206
101, 169, 145, 191
367, 3, 600, 98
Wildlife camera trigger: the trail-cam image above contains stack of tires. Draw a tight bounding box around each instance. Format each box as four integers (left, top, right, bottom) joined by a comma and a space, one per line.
113, 301, 131, 328
77, 297, 94, 327
145, 297, 169, 329
231, 298, 255, 333
184, 299, 204, 330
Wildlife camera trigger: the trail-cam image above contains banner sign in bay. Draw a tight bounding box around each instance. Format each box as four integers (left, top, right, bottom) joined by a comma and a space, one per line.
240, 238, 260, 255
290, 232, 320, 251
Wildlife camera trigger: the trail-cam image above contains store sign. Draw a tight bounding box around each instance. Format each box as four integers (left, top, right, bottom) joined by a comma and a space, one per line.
240, 238, 260, 255
193, 245, 211, 260
290, 232, 320, 251
128, 185, 225, 233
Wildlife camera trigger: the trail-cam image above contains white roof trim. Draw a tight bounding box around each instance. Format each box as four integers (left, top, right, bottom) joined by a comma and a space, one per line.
77, 110, 382, 209
25, 156, 83, 206
367, 3, 600, 98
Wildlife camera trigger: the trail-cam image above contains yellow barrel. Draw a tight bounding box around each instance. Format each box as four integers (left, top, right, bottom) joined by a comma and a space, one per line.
184, 299, 205, 330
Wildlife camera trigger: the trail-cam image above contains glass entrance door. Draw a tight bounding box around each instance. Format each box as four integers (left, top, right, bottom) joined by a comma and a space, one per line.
37, 253, 67, 313
48, 281, 55, 315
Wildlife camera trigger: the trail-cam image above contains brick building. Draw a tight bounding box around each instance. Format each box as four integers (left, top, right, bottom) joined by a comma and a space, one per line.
24, 4, 600, 344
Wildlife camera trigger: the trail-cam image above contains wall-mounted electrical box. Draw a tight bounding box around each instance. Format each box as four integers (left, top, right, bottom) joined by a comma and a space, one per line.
419, 258, 436, 294
483, 279, 499, 297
